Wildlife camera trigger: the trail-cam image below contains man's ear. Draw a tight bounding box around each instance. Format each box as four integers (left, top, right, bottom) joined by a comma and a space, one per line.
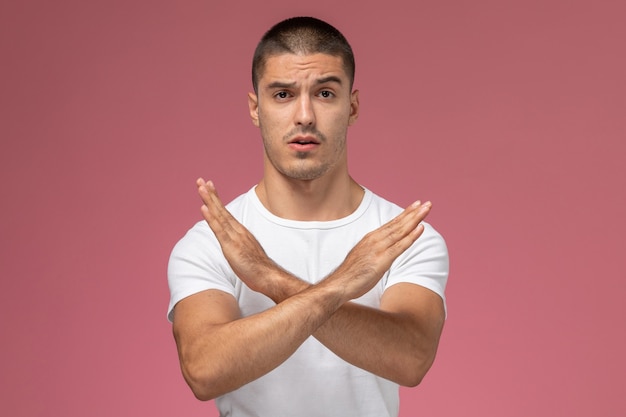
248, 92, 260, 127
349, 89, 359, 125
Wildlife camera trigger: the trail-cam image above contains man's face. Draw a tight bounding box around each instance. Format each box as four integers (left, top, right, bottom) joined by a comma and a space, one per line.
248, 53, 359, 182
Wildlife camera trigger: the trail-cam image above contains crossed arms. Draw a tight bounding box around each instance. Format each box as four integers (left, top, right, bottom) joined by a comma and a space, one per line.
172, 179, 446, 400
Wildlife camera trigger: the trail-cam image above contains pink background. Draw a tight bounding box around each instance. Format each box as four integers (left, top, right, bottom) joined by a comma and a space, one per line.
1, 1, 624, 415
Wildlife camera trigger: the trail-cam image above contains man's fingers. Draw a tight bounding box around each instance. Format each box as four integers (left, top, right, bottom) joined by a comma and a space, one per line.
388, 222, 425, 257
197, 179, 228, 215
197, 179, 233, 234
372, 203, 430, 264
357, 201, 428, 264
383, 201, 431, 242
197, 179, 253, 252
197, 178, 221, 207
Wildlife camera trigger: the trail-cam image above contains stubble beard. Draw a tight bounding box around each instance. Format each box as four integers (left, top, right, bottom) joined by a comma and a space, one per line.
261, 125, 345, 181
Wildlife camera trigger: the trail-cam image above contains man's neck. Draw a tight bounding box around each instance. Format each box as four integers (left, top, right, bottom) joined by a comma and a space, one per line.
255, 173, 364, 222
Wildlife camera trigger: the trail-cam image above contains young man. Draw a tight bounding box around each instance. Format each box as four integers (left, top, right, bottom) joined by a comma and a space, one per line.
168, 16, 449, 417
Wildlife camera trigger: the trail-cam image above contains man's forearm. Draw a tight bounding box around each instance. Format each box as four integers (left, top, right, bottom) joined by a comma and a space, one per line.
176, 282, 347, 400
263, 272, 443, 386
313, 298, 442, 386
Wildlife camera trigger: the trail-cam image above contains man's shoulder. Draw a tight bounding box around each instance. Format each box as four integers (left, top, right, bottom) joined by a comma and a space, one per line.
224, 187, 256, 219
362, 188, 404, 221
365, 189, 444, 241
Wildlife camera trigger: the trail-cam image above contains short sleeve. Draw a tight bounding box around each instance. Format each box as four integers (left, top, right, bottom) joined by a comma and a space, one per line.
167, 221, 236, 322
385, 222, 449, 314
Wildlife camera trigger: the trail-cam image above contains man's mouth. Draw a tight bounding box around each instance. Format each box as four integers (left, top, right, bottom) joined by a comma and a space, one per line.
288, 136, 320, 152
289, 136, 320, 145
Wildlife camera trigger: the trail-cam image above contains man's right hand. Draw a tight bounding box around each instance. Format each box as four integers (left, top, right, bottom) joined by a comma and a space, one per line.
197, 178, 305, 301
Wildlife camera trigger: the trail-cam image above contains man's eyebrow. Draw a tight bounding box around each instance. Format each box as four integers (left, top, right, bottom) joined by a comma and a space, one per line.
266, 81, 297, 89
265, 76, 343, 90
316, 76, 342, 85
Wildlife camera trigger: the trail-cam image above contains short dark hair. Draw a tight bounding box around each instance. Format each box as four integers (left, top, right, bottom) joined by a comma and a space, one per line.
252, 17, 355, 93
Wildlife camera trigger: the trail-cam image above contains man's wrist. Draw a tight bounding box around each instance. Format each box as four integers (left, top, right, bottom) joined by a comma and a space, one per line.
266, 267, 310, 303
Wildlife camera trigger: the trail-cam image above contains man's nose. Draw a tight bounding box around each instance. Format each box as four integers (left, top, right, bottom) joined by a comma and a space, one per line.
295, 95, 315, 126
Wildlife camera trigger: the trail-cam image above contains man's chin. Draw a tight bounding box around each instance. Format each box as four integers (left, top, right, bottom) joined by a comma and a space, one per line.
281, 164, 330, 181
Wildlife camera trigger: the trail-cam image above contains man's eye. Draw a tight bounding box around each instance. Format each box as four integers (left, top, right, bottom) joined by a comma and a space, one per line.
319, 90, 334, 98
275, 91, 289, 99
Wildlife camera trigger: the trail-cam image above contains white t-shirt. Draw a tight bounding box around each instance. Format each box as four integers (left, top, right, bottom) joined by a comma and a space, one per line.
168, 186, 449, 417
